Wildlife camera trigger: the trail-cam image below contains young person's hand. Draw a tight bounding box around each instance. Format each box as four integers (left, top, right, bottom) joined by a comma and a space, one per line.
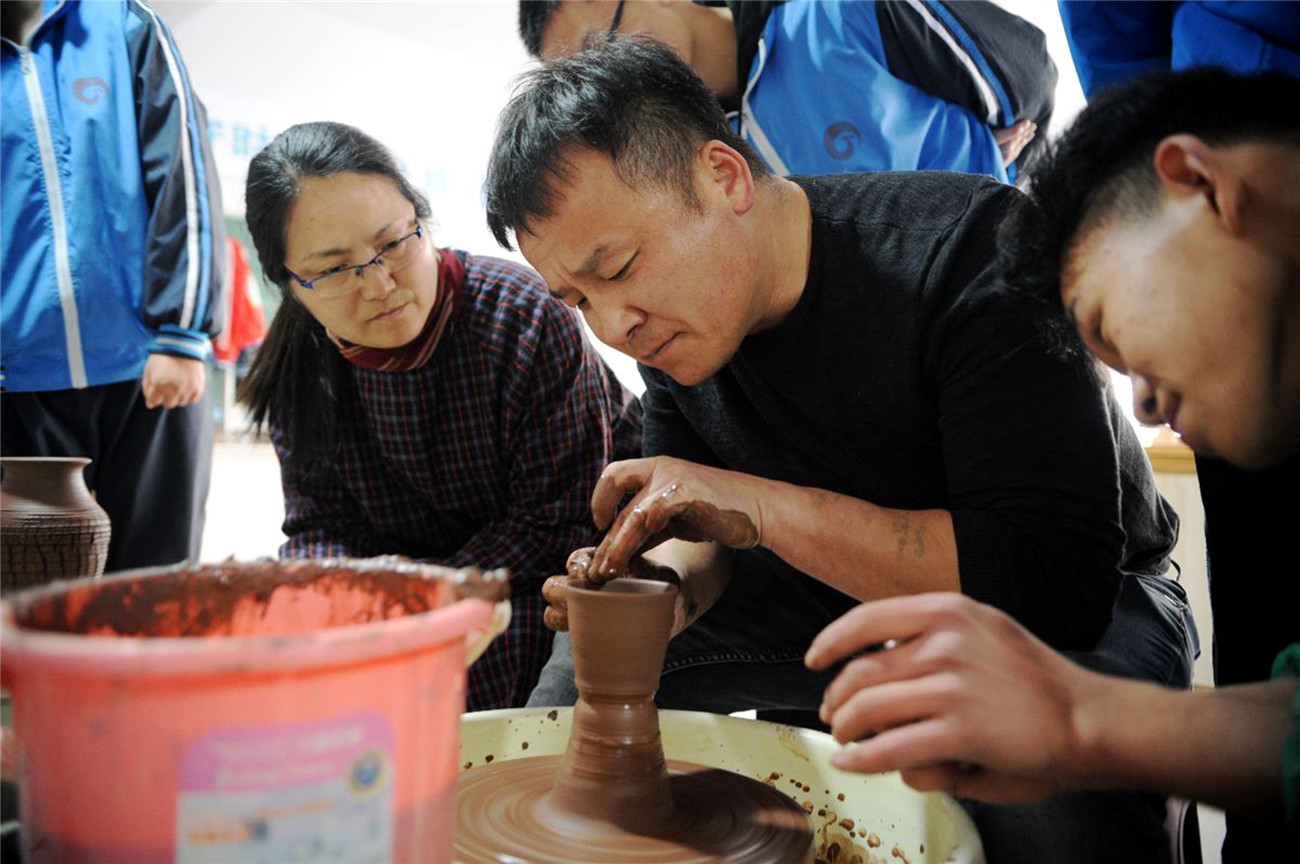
141, 353, 206, 409
806, 592, 1095, 803
994, 119, 1037, 167
541, 546, 681, 631
586, 456, 765, 579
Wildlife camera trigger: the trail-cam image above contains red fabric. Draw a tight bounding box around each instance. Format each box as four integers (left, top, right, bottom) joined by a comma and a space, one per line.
214, 238, 267, 365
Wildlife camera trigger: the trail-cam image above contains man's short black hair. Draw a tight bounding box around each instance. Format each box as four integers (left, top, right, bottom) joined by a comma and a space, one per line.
485, 34, 768, 250
1000, 68, 1300, 359
518, 0, 561, 58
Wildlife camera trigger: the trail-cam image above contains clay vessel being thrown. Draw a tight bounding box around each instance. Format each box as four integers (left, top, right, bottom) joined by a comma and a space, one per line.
1, 457, 111, 591
550, 578, 678, 831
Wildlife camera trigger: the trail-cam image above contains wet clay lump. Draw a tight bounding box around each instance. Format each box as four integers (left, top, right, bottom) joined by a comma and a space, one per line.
454, 579, 813, 863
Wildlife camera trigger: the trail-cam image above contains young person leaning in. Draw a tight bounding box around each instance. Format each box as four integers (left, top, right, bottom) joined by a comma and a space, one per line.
807, 69, 1300, 835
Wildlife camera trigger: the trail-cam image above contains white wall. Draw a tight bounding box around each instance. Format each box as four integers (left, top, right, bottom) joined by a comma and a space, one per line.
157, 0, 645, 389
154, 0, 1126, 413
159, 0, 1154, 417
157, 1, 530, 252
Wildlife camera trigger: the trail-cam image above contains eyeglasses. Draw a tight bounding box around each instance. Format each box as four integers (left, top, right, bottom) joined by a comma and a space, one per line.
608, 0, 626, 34
287, 223, 425, 299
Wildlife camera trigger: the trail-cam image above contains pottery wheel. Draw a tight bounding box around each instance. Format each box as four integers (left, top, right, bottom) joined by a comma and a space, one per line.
455, 755, 813, 863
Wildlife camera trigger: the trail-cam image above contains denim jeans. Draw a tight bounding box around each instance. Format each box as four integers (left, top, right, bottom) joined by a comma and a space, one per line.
527, 550, 1199, 864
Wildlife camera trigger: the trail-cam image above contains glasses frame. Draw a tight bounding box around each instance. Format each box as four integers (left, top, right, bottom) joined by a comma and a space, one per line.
287, 223, 425, 296
608, 0, 626, 34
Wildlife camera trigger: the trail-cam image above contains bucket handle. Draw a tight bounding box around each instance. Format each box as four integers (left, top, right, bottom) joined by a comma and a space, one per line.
465, 599, 511, 666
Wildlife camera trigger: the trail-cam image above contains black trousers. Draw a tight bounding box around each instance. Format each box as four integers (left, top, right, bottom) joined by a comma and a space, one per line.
1, 379, 212, 573
1196, 454, 1300, 861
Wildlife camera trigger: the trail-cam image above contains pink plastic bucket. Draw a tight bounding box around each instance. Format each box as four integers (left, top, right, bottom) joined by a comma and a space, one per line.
0, 558, 505, 864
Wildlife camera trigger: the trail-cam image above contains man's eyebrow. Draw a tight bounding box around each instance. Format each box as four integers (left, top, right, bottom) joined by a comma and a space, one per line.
573, 244, 612, 279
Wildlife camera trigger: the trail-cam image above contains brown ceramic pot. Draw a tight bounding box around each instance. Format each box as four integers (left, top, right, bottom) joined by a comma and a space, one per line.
1, 457, 111, 591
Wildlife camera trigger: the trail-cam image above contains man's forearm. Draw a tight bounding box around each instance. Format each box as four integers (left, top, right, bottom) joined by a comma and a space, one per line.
761, 480, 960, 600
641, 539, 733, 635
1071, 675, 1296, 816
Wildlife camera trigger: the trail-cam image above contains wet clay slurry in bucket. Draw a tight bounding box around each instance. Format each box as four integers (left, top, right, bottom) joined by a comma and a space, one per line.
1, 560, 504, 864
12, 558, 464, 637
454, 579, 814, 863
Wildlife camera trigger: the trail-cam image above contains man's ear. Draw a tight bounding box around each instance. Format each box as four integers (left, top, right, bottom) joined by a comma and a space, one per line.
698, 139, 755, 216
1153, 134, 1245, 234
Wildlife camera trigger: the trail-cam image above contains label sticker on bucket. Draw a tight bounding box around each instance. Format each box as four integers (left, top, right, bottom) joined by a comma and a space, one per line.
176, 713, 394, 863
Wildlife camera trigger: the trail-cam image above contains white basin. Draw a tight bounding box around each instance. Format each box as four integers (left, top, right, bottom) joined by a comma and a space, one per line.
459, 708, 985, 864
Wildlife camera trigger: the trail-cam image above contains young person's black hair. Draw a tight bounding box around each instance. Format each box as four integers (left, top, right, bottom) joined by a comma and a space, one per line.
518, 0, 562, 58
238, 121, 432, 468
484, 33, 767, 251
1000, 68, 1300, 359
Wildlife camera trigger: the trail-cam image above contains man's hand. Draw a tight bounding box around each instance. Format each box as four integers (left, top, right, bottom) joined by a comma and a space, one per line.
994, 119, 1037, 168
141, 354, 206, 409
541, 546, 681, 631
587, 456, 765, 579
806, 592, 1096, 804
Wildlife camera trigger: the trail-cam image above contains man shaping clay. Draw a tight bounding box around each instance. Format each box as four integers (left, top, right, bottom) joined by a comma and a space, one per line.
485, 36, 1194, 864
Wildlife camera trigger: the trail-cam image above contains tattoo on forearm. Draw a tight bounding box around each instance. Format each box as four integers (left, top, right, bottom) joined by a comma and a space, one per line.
893, 514, 911, 561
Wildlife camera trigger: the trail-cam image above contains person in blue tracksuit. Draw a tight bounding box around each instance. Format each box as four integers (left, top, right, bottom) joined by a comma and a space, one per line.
519, 0, 1056, 183
1058, 5, 1300, 859
1, 0, 225, 572
1059, 1, 1300, 94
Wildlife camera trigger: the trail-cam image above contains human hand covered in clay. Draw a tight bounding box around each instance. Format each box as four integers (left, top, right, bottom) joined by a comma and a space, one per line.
586, 456, 764, 579
805, 592, 1093, 803
542, 546, 681, 631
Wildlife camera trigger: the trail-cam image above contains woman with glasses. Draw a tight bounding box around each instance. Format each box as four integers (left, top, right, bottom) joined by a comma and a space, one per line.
239, 121, 642, 711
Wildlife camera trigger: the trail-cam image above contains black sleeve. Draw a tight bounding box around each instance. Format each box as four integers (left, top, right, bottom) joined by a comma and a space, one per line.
922, 187, 1168, 651
875, 0, 1057, 134
126, 1, 226, 350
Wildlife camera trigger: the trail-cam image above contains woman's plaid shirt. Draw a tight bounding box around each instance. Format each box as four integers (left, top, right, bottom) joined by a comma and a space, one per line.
275, 253, 642, 710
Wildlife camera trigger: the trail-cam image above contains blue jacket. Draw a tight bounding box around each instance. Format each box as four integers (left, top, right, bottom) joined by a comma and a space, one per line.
727, 0, 1057, 183
1059, 1, 1300, 97
1, 0, 224, 392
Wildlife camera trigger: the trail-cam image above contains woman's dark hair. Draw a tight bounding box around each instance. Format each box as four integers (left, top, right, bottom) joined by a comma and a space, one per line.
484, 33, 767, 250
999, 68, 1300, 361
237, 121, 431, 467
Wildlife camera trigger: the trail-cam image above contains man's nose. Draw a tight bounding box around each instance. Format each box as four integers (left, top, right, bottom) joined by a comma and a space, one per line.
1132, 376, 1161, 425
587, 301, 645, 354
